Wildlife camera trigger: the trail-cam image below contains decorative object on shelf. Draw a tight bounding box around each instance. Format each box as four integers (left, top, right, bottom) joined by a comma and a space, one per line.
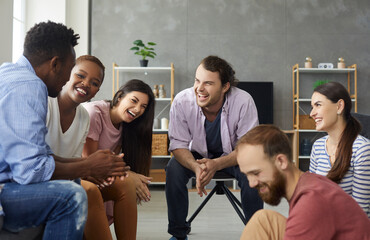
292, 63, 358, 170
130, 39, 157, 67
152, 134, 168, 155
318, 63, 334, 69
299, 115, 316, 129
158, 84, 166, 98
161, 117, 169, 130
153, 84, 159, 98
153, 118, 160, 129
313, 79, 330, 90
300, 138, 312, 156
305, 57, 312, 68
112, 62, 175, 184
337, 57, 345, 69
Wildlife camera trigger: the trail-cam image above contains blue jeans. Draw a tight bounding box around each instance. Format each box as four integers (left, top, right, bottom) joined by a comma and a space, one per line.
165, 155, 263, 238
0, 180, 87, 240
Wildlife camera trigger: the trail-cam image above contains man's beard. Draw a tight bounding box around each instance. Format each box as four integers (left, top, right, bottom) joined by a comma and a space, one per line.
256, 168, 286, 206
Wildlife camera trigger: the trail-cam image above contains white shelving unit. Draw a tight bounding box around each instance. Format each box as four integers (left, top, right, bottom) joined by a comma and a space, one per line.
112, 63, 175, 184
292, 64, 357, 169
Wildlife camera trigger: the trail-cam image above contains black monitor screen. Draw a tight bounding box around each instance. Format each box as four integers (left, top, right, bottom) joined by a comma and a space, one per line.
237, 82, 274, 124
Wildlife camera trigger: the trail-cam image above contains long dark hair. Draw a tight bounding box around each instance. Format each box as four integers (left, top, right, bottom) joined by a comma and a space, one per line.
314, 82, 361, 183
109, 79, 155, 176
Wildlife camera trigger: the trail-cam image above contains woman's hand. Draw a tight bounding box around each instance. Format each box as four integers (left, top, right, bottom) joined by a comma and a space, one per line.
130, 171, 152, 203
84, 176, 116, 189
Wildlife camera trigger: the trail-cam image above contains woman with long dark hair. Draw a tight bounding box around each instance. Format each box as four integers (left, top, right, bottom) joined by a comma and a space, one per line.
309, 82, 370, 218
82, 79, 155, 239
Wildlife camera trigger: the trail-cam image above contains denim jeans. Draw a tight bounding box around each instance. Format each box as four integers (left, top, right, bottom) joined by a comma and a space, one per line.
0, 180, 87, 240
165, 155, 263, 238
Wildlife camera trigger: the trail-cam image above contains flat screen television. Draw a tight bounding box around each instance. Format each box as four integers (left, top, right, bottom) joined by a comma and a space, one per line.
236, 81, 274, 124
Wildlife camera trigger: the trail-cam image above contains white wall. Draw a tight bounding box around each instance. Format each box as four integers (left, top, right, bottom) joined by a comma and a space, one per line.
0, 0, 13, 64
25, 0, 66, 31
26, 0, 89, 57
1, 0, 89, 63
66, 0, 89, 57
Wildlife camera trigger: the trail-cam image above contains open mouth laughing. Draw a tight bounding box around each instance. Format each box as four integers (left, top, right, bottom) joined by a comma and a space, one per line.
127, 110, 137, 118
76, 87, 87, 96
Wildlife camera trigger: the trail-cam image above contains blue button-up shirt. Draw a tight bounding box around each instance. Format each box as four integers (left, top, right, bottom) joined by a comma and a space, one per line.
0, 56, 55, 215
168, 86, 259, 158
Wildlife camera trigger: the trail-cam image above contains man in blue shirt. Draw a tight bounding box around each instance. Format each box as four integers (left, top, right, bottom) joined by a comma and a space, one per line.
0, 21, 127, 239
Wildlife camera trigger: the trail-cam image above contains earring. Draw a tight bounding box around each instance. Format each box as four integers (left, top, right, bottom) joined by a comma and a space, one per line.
337, 111, 341, 115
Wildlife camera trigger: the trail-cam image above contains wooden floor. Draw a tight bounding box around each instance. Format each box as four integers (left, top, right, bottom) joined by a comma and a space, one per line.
110, 186, 289, 240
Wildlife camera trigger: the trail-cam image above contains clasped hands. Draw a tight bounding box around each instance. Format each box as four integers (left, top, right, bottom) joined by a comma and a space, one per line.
85, 150, 130, 189
195, 158, 218, 197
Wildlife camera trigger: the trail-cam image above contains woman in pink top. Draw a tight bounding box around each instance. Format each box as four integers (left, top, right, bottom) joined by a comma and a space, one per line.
82, 79, 155, 240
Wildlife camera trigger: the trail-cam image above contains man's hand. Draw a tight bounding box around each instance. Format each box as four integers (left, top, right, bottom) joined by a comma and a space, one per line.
194, 163, 208, 197
196, 158, 218, 194
86, 150, 130, 179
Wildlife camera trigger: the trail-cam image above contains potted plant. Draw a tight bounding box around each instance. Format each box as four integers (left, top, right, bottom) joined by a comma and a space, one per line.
130, 40, 156, 67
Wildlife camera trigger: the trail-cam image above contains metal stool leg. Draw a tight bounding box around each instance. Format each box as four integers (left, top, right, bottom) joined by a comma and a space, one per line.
187, 184, 219, 224
221, 185, 247, 224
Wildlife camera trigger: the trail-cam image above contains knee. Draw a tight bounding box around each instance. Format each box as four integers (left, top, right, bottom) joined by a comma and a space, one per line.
55, 181, 87, 227
114, 175, 136, 193
54, 180, 87, 204
251, 209, 283, 223
81, 180, 101, 200
166, 157, 186, 178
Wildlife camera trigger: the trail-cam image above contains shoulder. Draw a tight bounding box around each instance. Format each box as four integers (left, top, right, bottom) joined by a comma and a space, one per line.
77, 104, 90, 121
226, 87, 255, 106
352, 135, 370, 153
173, 87, 194, 101
172, 87, 196, 107
313, 136, 327, 146
294, 173, 339, 199
83, 100, 109, 116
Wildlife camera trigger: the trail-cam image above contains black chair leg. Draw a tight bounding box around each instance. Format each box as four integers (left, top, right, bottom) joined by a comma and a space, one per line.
228, 187, 243, 208
187, 184, 219, 224
221, 184, 247, 224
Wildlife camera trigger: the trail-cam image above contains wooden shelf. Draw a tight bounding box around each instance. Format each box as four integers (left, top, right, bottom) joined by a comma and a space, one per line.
294, 67, 356, 73
292, 63, 357, 170
113, 63, 175, 184
149, 169, 166, 183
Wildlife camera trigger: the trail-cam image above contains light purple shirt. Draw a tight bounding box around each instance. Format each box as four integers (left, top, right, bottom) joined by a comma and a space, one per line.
168, 86, 258, 158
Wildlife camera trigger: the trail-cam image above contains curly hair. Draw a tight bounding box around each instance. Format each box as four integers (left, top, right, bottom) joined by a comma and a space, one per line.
24, 21, 80, 66
200, 55, 238, 93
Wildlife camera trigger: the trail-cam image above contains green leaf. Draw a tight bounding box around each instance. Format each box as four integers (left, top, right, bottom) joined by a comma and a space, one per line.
133, 40, 143, 45
148, 42, 156, 46
130, 47, 139, 51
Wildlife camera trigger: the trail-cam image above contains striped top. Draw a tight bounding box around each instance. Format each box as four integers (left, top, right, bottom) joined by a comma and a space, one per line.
309, 135, 370, 218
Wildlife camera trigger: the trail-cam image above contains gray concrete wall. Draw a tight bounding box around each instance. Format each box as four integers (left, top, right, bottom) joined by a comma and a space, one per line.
91, 0, 370, 129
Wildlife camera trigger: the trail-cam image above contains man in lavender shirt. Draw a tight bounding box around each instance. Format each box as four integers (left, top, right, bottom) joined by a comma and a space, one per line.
166, 56, 263, 240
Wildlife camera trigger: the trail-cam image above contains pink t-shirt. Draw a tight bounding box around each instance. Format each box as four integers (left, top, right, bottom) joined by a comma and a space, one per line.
285, 172, 370, 240
83, 100, 122, 152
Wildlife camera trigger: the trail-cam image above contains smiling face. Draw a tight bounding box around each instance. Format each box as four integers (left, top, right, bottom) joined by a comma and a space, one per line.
62, 60, 103, 104
111, 91, 149, 124
193, 64, 230, 112
310, 92, 343, 132
237, 144, 286, 206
